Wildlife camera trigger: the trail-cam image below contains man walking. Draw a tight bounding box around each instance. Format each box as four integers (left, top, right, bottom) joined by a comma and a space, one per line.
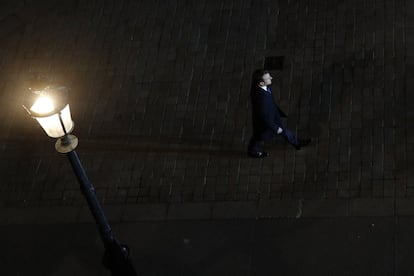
248, 69, 310, 158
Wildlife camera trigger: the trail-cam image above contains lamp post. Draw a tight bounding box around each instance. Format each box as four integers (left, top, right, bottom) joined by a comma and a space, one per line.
23, 86, 137, 276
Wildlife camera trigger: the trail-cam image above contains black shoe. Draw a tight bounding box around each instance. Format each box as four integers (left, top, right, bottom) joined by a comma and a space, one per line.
248, 151, 270, 158
294, 139, 311, 150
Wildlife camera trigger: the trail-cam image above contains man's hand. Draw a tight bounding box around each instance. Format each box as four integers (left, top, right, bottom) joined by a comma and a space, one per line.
277, 127, 283, 134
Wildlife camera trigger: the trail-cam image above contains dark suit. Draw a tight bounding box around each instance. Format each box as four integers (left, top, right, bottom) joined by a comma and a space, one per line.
248, 84, 298, 154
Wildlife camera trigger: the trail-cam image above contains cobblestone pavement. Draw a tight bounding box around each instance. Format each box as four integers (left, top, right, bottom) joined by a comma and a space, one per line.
0, 0, 413, 217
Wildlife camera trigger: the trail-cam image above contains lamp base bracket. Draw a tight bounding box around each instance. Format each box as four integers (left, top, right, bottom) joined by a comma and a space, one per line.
55, 134, 78, 153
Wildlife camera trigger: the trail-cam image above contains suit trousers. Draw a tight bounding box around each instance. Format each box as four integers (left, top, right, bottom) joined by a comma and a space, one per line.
248, 126, 298, 153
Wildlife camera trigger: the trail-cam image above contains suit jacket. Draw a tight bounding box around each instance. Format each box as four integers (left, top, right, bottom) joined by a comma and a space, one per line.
250, 84, 287, 141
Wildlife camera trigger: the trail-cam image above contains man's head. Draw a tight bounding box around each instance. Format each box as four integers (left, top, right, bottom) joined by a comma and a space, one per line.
252, 69, 273, 87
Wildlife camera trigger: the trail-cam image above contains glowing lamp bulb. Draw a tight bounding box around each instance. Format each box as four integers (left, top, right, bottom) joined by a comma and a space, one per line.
30, 96, 55, 114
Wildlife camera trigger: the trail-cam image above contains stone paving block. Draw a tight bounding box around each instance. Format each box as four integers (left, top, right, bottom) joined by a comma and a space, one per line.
349, 199, 395, 217
0, 208, 38, 224
302, 199, 350, 217
396, 199, 414, 216
167, 202, 212, 220
122, 203, 168, 222
0, 206, 82, 225
34, 206, 80, 224
257, 199, 299, 218
212, 201, 257, 219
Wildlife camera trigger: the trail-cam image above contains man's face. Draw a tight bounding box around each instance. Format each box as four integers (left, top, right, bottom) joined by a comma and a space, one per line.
261, 73, 273, 86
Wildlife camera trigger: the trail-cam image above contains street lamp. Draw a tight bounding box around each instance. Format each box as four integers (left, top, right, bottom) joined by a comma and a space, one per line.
24, 86, 78, 153
23, 85, 137, 276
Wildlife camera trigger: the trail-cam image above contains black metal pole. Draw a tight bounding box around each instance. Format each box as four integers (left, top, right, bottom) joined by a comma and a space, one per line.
67, 150, 137, 276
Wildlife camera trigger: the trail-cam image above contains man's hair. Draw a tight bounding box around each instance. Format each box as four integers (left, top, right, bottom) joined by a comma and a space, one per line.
252, 69, 269, 85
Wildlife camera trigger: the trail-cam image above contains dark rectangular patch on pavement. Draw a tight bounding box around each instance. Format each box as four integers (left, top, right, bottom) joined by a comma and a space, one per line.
264, 56, 284, 70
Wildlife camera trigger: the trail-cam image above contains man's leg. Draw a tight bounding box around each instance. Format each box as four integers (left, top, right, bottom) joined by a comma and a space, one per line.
248, 135, 269, 157
280, 127, 298, 147
248, 135, 262, 154
280, 127, 310, 150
